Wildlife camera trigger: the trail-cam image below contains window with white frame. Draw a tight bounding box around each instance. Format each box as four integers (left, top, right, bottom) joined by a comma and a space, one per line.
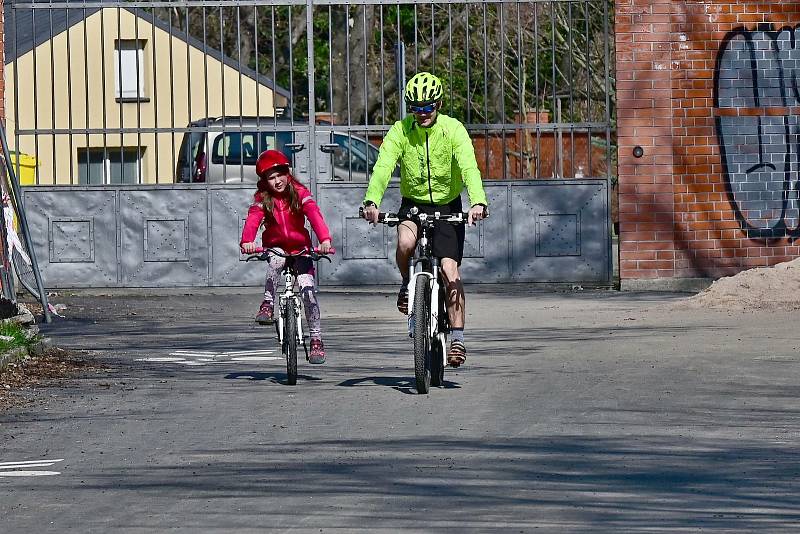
114, 39, 147, 101
77, 147, 144, 184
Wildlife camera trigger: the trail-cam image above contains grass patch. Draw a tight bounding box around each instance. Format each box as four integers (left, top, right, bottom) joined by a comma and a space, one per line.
0, 322, 38, 352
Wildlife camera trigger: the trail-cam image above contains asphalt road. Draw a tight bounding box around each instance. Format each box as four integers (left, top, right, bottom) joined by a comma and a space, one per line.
2, 287, 799, 532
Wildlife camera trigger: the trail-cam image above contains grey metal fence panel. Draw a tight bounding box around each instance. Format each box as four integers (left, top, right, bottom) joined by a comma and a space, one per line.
118, 188, 209, 286
208, 185, 265, 286
314, 179, 609, 285
23, 188, 119, 287
510, 180, 609, 282
21, 179, 608, 288
315, 183, 402, 285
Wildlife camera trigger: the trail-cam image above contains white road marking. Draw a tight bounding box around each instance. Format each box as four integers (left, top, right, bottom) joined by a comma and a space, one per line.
0, 459, 64, 467
0, 459, 63, 477
224, 349, 275, 356
0, 463, 56, 469
136, 349, 278, 367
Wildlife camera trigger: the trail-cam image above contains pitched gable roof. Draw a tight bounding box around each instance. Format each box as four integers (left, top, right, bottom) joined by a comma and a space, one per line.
4, 0, 95, 62
3, 1, 290, 99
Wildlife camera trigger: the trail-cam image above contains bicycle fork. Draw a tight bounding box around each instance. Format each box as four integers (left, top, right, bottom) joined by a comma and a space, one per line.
276, 274, 304, 352
406, 266, 440, 341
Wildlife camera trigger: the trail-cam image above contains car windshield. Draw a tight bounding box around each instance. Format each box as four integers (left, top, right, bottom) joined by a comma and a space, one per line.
333, 133, 380, 173
211, 131, 293, 165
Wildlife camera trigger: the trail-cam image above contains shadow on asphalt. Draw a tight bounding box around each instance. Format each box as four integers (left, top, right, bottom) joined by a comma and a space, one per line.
224, 371, 323, 384
336, 375, 461, 394
39, 434, 800, 530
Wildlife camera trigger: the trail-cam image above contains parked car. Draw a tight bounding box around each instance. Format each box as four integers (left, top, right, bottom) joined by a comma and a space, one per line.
175, 116, 387, 184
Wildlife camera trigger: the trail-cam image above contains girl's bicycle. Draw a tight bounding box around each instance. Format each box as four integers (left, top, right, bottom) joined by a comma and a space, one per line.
246, 247, 333, 385
360, 206, 471, 394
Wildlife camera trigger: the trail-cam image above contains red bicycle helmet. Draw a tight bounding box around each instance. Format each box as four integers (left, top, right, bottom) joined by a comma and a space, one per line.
255, 149, 291, 178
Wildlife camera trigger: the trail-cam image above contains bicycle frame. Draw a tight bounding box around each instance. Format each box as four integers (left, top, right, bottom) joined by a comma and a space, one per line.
406, 212, 445, 344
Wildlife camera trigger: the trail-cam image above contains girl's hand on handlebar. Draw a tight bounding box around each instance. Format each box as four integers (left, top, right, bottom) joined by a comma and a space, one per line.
468, 204, 487, 226
317, 239, 333, 254
241, 241, 258, 254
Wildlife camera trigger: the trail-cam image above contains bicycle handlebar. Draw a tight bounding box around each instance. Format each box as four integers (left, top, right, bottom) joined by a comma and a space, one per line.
358, 206, 485, 226
244, 246, 335, 262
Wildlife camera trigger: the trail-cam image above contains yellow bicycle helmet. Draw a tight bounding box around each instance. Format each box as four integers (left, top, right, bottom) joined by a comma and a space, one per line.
404, 72, 443, 105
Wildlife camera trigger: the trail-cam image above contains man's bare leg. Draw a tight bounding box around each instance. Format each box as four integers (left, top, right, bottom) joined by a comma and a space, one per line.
396, 221, 418, 279
395, 221, 418, 313
440, 258, 465, 328
441, 258, 466, 366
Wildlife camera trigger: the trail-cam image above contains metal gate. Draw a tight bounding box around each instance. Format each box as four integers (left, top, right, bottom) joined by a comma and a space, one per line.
6, 0, 614, 287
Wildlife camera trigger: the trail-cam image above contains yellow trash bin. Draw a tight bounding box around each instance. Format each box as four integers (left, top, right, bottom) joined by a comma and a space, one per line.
8, 152, 37, 185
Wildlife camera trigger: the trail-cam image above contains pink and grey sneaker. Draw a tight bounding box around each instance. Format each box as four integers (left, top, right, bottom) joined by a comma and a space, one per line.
308, 339, 326, 364
255, 300, 275, 325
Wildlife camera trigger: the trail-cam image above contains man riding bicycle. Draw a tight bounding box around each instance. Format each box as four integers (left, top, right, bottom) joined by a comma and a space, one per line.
361, 71, 488, 368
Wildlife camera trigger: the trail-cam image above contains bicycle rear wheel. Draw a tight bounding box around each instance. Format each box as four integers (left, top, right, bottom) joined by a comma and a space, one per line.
430, 335, 445, 387
412, 276, 432, 394
283, 301, 298, 385
431, 283, 449, 387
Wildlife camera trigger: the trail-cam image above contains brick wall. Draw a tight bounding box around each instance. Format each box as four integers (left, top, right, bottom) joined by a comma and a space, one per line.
616, 0, 800, 287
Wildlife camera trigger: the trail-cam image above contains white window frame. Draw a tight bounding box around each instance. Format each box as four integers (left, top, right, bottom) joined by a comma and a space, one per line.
77, 147, 143, 185
114, 39, 147, 101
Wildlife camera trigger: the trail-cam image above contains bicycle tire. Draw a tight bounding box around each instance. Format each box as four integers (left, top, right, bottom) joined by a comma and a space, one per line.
413, 276, 432, 394
431, 283, 449, 387
430, 335, 444, 387
283, 301, 298, 386
12, 242, 39, 299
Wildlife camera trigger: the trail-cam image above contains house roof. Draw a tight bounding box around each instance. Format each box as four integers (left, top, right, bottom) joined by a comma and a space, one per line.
3, 1, 291, 99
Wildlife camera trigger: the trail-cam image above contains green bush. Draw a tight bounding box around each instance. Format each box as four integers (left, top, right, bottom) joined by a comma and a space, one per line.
0, 322, 38, 353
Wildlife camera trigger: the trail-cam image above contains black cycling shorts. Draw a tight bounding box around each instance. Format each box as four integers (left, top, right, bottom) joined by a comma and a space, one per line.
397, 196, 465, 264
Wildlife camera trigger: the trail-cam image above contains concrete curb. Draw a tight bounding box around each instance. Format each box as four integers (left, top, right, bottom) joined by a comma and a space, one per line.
0, 338, 52, 373
620, 277, 712, 293
0, 346, 29, 371
0, 305, 50, 372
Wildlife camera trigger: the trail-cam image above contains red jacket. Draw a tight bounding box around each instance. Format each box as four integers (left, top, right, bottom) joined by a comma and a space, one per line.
240, 179, 332, 253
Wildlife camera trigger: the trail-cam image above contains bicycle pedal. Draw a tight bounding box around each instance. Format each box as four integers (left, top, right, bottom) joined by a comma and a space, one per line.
407, 314, 415, 338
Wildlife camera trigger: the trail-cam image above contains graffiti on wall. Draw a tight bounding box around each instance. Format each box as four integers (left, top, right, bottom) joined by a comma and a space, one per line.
714, 24, 800, 239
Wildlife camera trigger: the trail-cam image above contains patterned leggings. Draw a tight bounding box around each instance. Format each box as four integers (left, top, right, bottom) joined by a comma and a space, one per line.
262, 252, 322, 340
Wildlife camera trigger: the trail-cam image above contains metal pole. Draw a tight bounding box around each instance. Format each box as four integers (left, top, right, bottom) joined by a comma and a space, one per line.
306, 0, 317, 190
396, 41, 406, 120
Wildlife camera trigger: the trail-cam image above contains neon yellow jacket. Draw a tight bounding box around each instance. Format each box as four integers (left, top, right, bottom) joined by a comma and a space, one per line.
363, 113, 488, 208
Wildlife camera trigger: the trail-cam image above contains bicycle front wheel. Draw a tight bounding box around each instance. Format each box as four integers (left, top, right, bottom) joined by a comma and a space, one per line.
412, 276, 432, 394
283, 301, 298, 385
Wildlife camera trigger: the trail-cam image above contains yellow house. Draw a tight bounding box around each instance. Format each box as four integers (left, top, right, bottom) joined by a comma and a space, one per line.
4, 6, 290, 185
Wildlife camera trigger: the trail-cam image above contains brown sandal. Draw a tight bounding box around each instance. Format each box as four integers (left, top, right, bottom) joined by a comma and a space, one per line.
447, 340, 467, 367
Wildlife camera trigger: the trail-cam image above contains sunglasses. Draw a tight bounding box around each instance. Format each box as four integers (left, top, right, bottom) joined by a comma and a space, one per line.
409, 103, 437, 114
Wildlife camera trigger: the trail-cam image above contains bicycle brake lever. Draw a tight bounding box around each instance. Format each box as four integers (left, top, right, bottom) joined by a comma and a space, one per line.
244, 253, 269, 262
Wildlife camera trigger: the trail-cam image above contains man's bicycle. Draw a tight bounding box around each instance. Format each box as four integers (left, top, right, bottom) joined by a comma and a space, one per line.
246, 247, 332, 385
361, 206, 473, 394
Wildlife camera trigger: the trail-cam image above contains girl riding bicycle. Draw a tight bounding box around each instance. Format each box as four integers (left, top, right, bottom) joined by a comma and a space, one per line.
240, 150, 333, 364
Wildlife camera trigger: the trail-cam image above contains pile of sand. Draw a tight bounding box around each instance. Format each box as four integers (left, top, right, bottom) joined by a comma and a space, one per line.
683, 257, 800, 311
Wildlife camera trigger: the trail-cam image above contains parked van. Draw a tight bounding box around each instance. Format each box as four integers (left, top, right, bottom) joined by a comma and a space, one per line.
175, 116, 384, 184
